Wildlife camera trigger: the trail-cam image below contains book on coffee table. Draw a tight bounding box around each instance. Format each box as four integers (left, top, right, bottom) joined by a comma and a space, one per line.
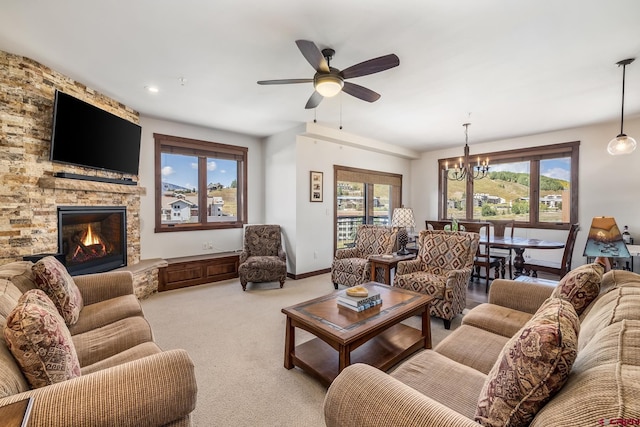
337, 298, 382, 312
337, 292, 381, 307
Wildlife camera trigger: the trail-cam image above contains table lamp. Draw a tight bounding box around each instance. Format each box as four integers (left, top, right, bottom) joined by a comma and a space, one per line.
583, 216, 630, 261
392, 207, 415, 255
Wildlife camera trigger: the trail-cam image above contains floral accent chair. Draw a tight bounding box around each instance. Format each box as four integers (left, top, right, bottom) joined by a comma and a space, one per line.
331, 225, 398, 289
393, 230, 479, 329
238, 224, 287, 291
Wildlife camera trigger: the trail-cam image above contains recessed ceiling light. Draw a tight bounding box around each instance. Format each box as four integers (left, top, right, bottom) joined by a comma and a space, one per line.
144, 86, 159, 93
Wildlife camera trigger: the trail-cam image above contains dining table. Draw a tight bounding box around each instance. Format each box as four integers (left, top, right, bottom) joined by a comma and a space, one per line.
480, 236, 565, 277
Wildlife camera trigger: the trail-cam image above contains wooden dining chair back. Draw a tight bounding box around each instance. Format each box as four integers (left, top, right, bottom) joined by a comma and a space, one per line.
523, 223, 580, 279
458, 221, 501, 292
425, 220, 451, 230
488, 219, 515, 279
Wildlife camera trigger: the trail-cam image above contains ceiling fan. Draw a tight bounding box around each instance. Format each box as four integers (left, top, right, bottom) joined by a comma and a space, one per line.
257, 40, 400, 109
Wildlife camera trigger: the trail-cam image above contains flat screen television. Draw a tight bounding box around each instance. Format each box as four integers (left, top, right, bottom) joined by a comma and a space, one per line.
50, 90, 142, 175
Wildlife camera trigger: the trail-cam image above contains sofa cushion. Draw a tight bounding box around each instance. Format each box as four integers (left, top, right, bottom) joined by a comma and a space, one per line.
68, 294, 144, 336
0, 279, 23, 320
32, 256, 83, 325
578, 285, 640, 351
475, 298, 579, 427
550, 262, 603, 315
435, 325, 511, 375
390, 350, 488, 419
462, 303, 533, 338
3, 289, 81, 389
0, 261, 36, 293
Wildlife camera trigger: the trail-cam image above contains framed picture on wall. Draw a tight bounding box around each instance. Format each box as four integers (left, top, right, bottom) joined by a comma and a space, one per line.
310, 171, 323, 202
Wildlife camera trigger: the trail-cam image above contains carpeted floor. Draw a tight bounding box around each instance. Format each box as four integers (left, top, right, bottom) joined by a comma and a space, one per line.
141, 273, 463, 427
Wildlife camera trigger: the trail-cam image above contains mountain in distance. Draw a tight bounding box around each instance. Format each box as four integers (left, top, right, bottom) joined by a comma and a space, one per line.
162, 182, 192, 192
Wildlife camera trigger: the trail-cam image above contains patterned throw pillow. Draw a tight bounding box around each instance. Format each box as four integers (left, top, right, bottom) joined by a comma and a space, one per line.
475, 298, 579, 427
32, 256, 83, 325
3, 289, 81, 389
551, 263, 604, 315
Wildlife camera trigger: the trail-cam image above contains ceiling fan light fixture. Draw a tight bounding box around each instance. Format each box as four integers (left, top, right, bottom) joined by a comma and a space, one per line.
607, 133, 637, 155
314, 74, 344, 97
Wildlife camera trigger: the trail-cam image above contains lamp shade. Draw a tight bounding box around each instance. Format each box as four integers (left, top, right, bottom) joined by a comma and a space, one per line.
607, 134, 637, 155
391, 208, 415, 228
583, 216, 630, 258
314, 74, 344, 97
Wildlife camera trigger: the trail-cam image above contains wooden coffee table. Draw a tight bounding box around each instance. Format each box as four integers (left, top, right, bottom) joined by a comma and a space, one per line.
281, 282, 433, 386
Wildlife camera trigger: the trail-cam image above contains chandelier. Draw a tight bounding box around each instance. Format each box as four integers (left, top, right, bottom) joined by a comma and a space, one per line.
445, 123, 490, 181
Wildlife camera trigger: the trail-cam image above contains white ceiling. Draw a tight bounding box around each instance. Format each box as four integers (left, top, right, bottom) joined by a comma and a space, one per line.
1, 0, 640, 151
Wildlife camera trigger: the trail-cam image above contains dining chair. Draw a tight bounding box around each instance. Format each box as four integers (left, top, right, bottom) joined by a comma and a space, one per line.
459, 221, 502, 293
487, 219, 515, 279
522, 223, 580, 279
425, 220, 451, 230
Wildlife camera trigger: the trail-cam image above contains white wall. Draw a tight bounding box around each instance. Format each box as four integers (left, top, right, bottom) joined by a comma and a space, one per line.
137, 116, 264, 259
410, 116, 640, 267
280, 123, 415, 276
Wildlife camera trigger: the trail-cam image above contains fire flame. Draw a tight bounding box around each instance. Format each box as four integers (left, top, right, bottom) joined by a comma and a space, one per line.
83, 225, 101, 246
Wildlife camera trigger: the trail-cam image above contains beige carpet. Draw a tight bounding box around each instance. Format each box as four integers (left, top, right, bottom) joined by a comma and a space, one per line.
141, 273, 462, 427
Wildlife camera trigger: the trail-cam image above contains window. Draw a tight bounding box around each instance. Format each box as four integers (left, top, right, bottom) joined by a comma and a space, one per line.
154, 133, 247, 232
334, 166, 403, 250
438, 141, 579, 229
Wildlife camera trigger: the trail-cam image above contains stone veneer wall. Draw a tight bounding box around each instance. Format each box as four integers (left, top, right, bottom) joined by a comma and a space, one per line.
0, 50, 144, 266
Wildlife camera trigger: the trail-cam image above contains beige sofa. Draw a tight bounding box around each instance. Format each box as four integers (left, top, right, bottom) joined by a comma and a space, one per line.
324, 267, 640, 426
0, 261, 197, 426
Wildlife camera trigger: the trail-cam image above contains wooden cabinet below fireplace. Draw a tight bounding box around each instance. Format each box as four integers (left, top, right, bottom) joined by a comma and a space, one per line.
159, 252, 240, 292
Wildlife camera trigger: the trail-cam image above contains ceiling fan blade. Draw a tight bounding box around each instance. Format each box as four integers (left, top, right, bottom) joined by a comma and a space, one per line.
257, 78, 313, 85
305, 91, 324, 109
342, 82, 381, 103
295, 40, 330, 73
340, 54, 400, 80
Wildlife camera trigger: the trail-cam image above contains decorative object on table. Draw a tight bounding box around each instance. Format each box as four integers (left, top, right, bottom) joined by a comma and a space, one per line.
622, 225, 633, 244
444, 122, 490, 181
583, 216, 631, 259
337, 289, 382, 312
310, 171, 323, 202
607, 58, 636, 155
444, 218, 464, 232
391, 207, 415, 255
345, 285, 368, 297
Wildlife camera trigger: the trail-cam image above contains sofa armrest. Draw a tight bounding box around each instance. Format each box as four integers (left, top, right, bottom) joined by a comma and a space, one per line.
73, 271, 135, 305
0, 349, 197, 427
396, 259, 422, 275
334, 247, 359, 260
324, 364, 479, 427
488, 279, 555, 314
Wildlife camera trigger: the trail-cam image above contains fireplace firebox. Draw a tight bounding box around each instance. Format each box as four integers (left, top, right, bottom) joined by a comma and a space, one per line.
57, 206, 127, 275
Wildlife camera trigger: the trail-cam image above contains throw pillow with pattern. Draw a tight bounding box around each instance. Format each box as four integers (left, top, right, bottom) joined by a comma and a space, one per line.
32, 256, 83, 325
475, 298, 579, 427
551, 263, 604, 315
3, 289, 81, 389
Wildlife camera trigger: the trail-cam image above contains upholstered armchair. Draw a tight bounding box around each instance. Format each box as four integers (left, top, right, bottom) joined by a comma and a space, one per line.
331, 224, 398, 289
238, 224, 287, 291
393, 230, 479, 329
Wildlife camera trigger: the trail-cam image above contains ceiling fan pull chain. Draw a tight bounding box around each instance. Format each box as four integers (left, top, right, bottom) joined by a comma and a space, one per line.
340, 93, 343, 130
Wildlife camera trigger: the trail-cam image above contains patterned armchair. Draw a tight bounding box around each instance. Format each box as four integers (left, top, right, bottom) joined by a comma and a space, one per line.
393, 230, 479, 329
238, 224, 287, 291
331, 224, 398, 289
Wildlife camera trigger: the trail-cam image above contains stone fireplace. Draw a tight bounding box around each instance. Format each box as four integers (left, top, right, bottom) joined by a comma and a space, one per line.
58, 206, 127, 275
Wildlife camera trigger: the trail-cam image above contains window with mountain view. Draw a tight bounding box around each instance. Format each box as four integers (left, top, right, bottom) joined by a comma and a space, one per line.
438, 141, 578, 229
154, 133, 247, 232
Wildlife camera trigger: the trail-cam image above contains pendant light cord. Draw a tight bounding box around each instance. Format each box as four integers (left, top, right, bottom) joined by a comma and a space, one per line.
621, 62, 627, 135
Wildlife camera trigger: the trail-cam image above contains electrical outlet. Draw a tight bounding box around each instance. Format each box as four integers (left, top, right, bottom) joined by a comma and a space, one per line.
314, 251, 318, 259
202, 243, 207, 250
208, 242, 213, 249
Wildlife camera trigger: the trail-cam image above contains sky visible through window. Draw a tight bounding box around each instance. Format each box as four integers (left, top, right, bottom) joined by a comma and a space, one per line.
161, 153, 238, 188
490, 158, 570, 181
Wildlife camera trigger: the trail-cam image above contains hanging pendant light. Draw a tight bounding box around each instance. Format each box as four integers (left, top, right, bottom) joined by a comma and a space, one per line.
607, 58, 636, 156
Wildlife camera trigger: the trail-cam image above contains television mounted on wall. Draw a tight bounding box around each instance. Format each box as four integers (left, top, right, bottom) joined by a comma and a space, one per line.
50, 90, 142, 176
